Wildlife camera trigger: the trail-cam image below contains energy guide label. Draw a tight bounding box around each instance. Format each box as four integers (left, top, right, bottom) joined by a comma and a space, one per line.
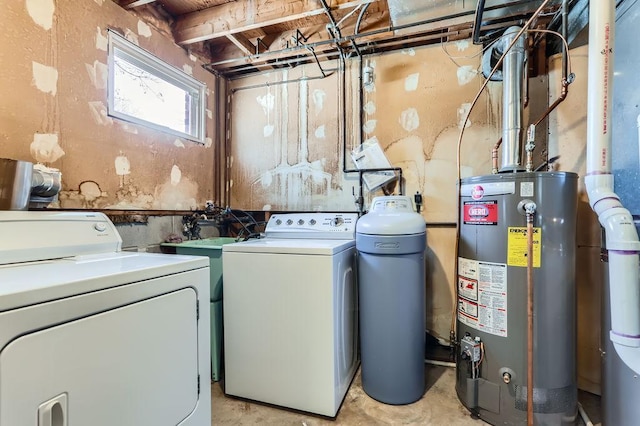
457, 257, 508, 337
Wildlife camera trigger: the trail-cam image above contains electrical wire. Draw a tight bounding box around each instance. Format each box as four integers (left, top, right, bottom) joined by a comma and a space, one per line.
336, 4, 363, 29
225, 209, 260, 241
440, 36, 499, 68
472, 342, 485, 379
355, 3, 370, 35
186, 205, 263, 241
451, 0, 554, 344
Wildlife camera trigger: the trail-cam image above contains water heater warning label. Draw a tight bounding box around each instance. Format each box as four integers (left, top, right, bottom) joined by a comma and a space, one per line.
457, 257, 508, 337
507, 227, 541, 267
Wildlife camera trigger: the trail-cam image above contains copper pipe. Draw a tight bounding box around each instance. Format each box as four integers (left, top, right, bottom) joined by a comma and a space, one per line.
492, 138, 502, 174
534, 78, 569, 127
491, 64, 567, 176
526, 209, 536, 426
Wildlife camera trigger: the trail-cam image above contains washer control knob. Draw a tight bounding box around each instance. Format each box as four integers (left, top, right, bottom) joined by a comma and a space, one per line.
298, 219, 305, 225
286, 219, 293, 225
275, 219, 282, 225
332, 217, 344, 227
94, 223, 107, 232
309, 219, 316, 225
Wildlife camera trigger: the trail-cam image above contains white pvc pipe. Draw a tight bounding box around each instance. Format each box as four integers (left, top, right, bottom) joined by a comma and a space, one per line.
424, 359, 456, 368
586, 0, 640, 374
577, 402, 594, 426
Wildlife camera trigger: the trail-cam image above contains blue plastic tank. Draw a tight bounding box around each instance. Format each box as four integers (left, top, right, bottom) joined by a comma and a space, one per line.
356, 196, 427, 404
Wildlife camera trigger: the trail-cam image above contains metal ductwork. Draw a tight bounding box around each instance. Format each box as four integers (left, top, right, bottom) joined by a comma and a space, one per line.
387, 0, 563, 36
500, 26, 526, 172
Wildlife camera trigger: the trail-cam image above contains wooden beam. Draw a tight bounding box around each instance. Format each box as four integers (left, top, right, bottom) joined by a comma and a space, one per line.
226, 33, 256, 55
174, 0, 378, 45
118, 0, 157, 9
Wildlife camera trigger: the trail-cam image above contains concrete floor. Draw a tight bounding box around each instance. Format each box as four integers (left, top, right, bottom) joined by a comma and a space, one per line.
211, 366, 602, 425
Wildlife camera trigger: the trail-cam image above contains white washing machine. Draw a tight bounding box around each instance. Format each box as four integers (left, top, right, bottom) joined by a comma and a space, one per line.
0, 211, 211, 426
222, 213, 359, 417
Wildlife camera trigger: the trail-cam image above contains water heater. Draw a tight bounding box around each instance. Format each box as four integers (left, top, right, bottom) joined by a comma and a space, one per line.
455, 172, 578, 425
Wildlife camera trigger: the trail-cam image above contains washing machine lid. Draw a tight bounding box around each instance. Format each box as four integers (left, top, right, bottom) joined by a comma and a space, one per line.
0, 252, 208, 311
222, 238, 354, 255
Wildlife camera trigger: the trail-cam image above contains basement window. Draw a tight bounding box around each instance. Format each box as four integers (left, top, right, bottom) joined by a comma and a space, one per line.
107, 30, 206, 144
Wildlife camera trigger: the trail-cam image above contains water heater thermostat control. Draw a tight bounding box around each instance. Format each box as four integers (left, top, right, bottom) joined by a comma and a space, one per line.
460, 335, 481, 362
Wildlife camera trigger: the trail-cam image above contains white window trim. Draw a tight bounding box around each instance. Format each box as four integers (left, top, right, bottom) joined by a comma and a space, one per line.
107, 29, 206, 144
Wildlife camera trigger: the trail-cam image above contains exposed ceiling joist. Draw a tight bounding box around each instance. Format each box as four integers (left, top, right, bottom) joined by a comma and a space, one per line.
118, 0, 156, 9
173, 0, 378, 45
226, 33, 257, 56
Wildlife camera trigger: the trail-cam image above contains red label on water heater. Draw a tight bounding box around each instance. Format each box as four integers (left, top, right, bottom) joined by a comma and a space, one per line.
463, 200, 498, 225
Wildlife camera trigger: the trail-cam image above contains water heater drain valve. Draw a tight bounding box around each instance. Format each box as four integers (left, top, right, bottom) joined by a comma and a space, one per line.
460, 335, 481, 362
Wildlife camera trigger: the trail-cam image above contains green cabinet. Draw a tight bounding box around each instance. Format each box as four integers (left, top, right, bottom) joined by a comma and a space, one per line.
161, 237, 237, 381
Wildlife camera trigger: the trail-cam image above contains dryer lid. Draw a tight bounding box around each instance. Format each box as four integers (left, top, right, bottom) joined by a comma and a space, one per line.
0, 211, 122, 265
0, 252, 208, 311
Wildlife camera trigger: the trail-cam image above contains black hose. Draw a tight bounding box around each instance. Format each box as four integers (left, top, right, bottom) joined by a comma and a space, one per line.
355, 3, 371, 35
472, 0, 487, 45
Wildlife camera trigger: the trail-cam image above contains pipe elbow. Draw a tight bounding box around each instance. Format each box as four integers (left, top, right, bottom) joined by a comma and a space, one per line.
584, 174, 619, 212
601, 208, 640, 251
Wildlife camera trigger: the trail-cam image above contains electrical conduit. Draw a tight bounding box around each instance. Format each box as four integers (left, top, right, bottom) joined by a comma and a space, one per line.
586, 0, 640, 374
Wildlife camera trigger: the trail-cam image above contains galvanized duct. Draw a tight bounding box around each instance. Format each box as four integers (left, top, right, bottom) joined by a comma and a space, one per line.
387, 0, 563, 36
500, 26, 526, 172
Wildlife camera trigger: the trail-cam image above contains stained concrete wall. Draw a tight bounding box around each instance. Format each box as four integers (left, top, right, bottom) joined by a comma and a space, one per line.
115, 216, 220, 253
228, 41, 503, 347
228, 42, 502, 214
0, 0, 218, 210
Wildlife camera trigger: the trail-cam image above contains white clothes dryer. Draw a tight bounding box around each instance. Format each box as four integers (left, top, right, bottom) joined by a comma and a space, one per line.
0, 211, 211, 426
222, 213, 359, 417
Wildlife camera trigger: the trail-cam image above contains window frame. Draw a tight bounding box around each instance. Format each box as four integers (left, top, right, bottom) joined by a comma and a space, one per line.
107, 29, 206, 144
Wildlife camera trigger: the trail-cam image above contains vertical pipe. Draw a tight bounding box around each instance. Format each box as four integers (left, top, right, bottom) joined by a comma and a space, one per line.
472, 0, 487, 45
637, 114, 640, 168
299, 78, 309, 164
586, 0, 640, 374
587, 2, 613, 176
526, 210, 535, 426
561, 0, 569, 81
281, 70, 290, 167
500, 27, 526, 172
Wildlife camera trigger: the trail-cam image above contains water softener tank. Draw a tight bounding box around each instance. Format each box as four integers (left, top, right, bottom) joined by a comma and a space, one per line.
356, 195, 426, 404
455, 172, 578, 425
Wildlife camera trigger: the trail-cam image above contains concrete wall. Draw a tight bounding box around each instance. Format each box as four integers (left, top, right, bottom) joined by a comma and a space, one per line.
228, 41, 503, 345
115, 215, 220, 252
0, 0, 218, 210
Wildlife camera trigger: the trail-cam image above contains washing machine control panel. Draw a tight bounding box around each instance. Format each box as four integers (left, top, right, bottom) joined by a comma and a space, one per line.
265, 213, 358, 239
